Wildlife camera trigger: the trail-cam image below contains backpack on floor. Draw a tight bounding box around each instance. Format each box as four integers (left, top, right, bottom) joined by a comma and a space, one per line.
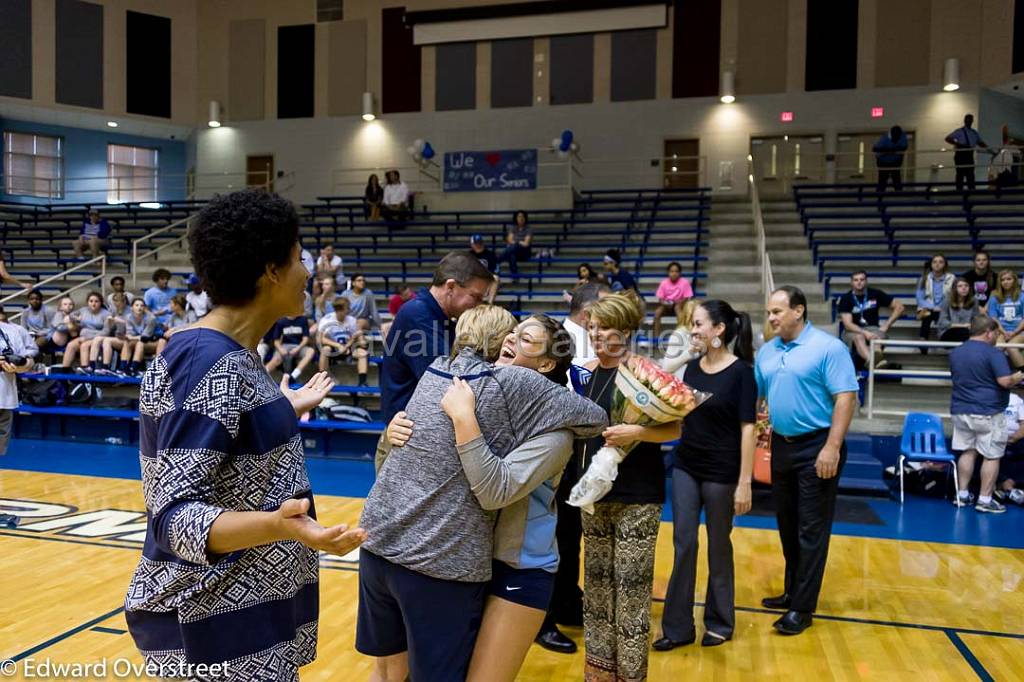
68, 382, 101, 405
20, 379, 67, 407
317, 400, 372, 423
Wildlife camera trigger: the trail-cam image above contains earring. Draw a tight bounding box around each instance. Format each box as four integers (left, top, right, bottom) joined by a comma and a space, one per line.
711, 337, 723, 349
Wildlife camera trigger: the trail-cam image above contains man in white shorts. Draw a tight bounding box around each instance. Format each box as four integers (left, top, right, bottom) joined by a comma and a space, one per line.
948, 315, 1024, 513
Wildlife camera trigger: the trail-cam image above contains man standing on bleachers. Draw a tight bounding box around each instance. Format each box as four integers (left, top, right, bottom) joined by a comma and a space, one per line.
837, 271, 905, 370
945, 114, 989, 192
873, 125, 908, 193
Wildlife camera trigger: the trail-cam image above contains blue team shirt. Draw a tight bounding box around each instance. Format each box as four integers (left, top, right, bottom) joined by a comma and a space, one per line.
144, 285, 177, 326
949, 340, 1012, 415
755, 322, 858, 437
987, 293, 1024, 329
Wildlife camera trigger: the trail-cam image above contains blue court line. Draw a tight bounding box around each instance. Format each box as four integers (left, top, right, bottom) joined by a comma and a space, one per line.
11, 607, 125, 662
90, 626, 127, 635
946, 631, 995, 681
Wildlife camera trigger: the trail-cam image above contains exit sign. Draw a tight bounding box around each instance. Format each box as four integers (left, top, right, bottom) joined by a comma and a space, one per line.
780, 111, 794, 122
871, 107, 885, 118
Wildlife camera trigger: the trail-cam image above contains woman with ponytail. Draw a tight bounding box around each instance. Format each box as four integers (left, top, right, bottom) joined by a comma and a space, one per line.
654, 299, 757, 651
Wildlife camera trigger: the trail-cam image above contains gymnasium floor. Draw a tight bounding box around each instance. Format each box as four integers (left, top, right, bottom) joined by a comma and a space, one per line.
2, 438, 1022, 681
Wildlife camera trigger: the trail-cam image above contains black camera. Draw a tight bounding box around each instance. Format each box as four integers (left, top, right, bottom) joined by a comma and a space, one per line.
2, 353, 27, 366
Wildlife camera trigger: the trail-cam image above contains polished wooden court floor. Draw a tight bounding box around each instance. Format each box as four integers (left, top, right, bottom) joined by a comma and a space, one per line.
2, 466, 1023, 681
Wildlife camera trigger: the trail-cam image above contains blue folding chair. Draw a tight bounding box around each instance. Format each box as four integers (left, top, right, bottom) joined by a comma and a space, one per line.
898, 412, 958, 504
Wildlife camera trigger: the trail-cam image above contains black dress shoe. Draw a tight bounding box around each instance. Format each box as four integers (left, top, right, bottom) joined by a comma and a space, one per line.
535, 627, 577, 654
773, 610, 813, 635
701, 632, 729, 647
761, 593, 791, 610
652, 635, 695, 651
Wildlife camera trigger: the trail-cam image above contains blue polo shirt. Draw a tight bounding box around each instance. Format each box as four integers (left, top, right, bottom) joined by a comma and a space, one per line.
755, 323, 858, 437
380, 288, 454, 422
949, 340, 1011, 416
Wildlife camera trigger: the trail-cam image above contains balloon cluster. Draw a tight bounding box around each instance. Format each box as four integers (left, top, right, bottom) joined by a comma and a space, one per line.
407, 139, 436, 163
550, 129, 579, 159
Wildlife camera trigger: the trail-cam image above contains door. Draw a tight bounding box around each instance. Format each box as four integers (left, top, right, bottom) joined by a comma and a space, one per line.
836, 131, 915, 184
246, 155, 274, 191
750, 135, 826, 195
663, 139, 700, 189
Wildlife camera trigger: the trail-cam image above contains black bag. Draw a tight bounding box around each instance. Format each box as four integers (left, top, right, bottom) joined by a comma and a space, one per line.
20, 379, 67, 407
317, 401, 372, 423
68, 382, 101, 405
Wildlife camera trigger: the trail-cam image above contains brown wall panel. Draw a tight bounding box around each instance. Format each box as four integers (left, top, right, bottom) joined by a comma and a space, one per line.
736, 0, 788, 95
229, 19, 265, 122
875, 0, 930, 87
328, 20, 367, 117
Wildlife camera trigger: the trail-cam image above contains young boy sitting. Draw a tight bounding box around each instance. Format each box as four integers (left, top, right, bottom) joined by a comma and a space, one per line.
317, 298, 370, 386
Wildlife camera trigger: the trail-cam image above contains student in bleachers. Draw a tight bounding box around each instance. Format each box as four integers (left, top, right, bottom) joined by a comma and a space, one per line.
72, 210, 111, 259
185, 274, 210, 318
837, 271, 905, 370
48, 296, 77, 356
342, 273, 382, 332
0, 258, 32, 292
499, 210, 533, 276
20, 290, 51, 351
99, 298, 157, 376
64, 292, 111, 371
314, 244, 345, 294
388, 284, 414, 316
155, 295, 197, 355
576, 263, 605, 287
915, 254, 955, 349
987, 269, 1024, 368
364, 173, 384, 221
602, 249, 638, 292
317, 298, 369, 385
995, 391, 1024, 507
653, 262, 694, 339
945, 114, 989, 193
143, 268, 176, 327
469, 234, 499, 304
89, 292, 130, 373
382, 169, 410, 224
314, 275, 338, 320
937, 278, 979, 343
873, 125, 908, 192
105, 276, 135, 310
265, 313, 316, 380
962, 250, 997, 308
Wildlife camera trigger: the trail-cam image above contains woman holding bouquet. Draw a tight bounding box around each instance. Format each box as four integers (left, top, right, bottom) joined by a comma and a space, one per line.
578, 291, 683, 682
654, 299, 756, 651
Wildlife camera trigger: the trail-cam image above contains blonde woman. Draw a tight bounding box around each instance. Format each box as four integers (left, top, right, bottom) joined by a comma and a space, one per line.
579, 291, 683, 682
661, 298, 699, 379
987, 269, 1024, 367
357, 305, 607, 682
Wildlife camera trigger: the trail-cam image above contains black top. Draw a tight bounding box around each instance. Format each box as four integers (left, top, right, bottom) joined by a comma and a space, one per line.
365, 184, 384, 202
574, 365, 666, 505
962, 269, 997, 306
673, 359, 757, 484
469, 247, 497, 274
837, 287, 893, 327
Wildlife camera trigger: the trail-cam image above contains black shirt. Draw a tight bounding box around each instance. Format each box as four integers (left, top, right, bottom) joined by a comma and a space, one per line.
574, 365, 666, 505
962, 270, 997, 306
837, 287, 893, 327
365, 185, 383, 203
674, 359, 757, 484
469, 247, 497, 274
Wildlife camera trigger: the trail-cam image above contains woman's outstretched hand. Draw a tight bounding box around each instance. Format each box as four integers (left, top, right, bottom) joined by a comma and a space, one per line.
276, 498, 366, 556
280, 371, 335, 418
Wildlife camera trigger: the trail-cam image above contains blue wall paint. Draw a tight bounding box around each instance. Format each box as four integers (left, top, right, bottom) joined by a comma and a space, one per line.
0, 117, 187, 205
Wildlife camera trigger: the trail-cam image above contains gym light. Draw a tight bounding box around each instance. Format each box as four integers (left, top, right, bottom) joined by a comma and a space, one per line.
106, 121, 118, 128
208, 100, 222, 128
362, 92, 376, 121
943, 58, 960, 92
720, 71, 735, 104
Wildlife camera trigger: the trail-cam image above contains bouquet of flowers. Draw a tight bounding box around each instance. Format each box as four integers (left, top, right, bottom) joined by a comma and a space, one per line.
569, 355, 711, 513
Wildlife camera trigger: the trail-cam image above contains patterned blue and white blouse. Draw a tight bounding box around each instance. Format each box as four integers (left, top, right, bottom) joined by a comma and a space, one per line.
124, 327, 319, 682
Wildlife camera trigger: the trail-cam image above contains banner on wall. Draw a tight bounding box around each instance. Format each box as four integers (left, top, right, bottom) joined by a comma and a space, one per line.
443, 149, 538, 192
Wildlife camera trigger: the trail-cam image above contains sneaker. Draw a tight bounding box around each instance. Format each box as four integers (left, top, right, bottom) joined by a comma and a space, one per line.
94, 368, 116, 377
1009, 489, 1024, 506
953, 493, 975, 508
975, 499, 1007, 514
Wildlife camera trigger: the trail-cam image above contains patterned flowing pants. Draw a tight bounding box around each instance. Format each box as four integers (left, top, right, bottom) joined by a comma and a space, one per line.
582, 502, 661, 682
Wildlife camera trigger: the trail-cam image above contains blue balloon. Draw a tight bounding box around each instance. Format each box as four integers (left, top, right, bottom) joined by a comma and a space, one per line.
561, 129, 573, 144
422, 142, 435, 160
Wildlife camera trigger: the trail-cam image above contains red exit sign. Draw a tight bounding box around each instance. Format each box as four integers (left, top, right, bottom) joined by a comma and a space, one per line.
871, 107, 885, 118
780, 111, 794, 122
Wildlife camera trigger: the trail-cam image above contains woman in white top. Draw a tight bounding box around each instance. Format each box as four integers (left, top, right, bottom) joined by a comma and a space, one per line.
661, 299, 699, 379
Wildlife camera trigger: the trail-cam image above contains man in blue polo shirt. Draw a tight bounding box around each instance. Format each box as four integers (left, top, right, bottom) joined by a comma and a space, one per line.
755, 286, 858, 636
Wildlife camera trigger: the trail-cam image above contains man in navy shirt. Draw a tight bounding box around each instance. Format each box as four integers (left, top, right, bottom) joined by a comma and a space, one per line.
380, 252, 493, 424
949, 315, 1024, 513
265, 315, 315, 380
944, 113, 989, 192
873, 125, 908, 193
602, 249, 637, 292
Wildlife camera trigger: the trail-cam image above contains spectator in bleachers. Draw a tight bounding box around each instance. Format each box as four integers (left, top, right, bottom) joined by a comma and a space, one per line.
364, 174, 384, 221
873, 125, 908, 193
576, 263, 605, 287
63, 292, 110, 371
265, 314, 316, 381
143, 268, 176, 328
945, 114, 989, 192
837, 271, 905, 369
342, 273, 382, 332
155, 295, 197, 356
469, 234, 499, 304
988, 127, 1020, 198
660, 299, 699, 381
987, 269, 1024, 369
48, 295, 77, 356
962, 250, 997, 308
99, 298, 156, 376
314, 275, 338, 321
937, 278, 979, 343
382, 169, 410, 224
499, 210, 533, 276
315, 244, 345, 293
602, 249, 638, 292
653, 262, 694, 339
949, 315, 1024, 513
73, 210, 112, 259
20, 290, 51, 351
0, 258, 32, 292
915, 254, 955, 348
995, 390, 1024, 507
388, 284, 414, 316
317, 297, 369, 385
185, 274, 210, 318
90, 292, 130, 373
105, 276, 134, 310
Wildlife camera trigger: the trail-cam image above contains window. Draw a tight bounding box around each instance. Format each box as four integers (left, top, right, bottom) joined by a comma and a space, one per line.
3, 131, 64, 199
108, 144, 158, 203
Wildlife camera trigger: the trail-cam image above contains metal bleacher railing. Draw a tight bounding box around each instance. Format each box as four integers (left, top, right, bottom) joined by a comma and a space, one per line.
748, 155, 775, 303
0, 255, 107, 321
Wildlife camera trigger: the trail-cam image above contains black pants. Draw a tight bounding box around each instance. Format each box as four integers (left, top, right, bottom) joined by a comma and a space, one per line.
954, 151, 976, 192
940, 328, 970, 343
543, 463, 584, 629
876, 168, 902, 192
770, 429, 846, 613
919, 310, 940, 339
